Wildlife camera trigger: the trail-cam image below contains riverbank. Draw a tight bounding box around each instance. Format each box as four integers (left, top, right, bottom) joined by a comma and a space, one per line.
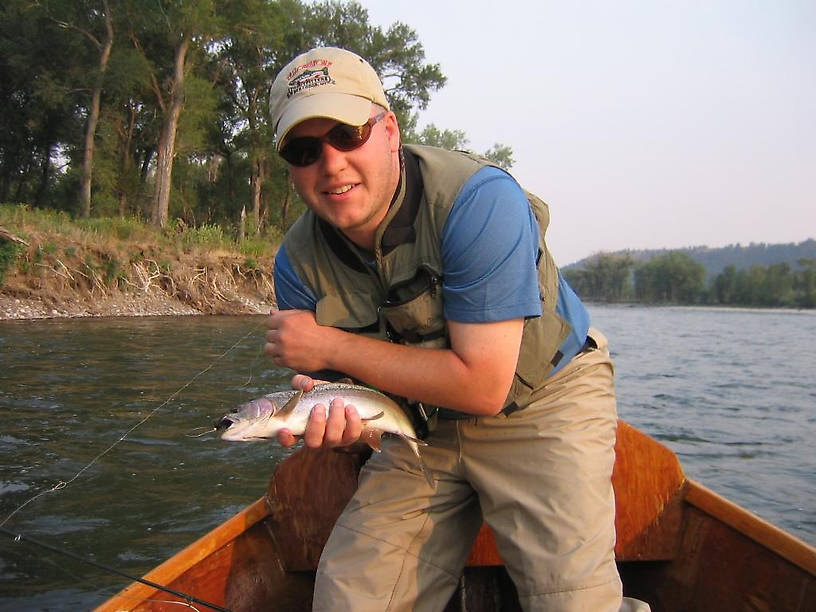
0, 254, 276, 320
0, 205, 277, 320
0, 279, 274, 320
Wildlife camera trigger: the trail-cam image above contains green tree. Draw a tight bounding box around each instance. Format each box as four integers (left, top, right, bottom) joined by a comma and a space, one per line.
794, 258, 816, 308
564, 253, 634, 302
0, 0, 82, 206
408, 125, 515, 170
763, 263, 793, 306
40, 0, 116, 218
207, 0, 309, 234
713, 264, 737, 304
635, 251, 705, 304
414, 124, 469, 150
123, 0, 223, 228
95, 42, 156, 217
483, 144, 515, 171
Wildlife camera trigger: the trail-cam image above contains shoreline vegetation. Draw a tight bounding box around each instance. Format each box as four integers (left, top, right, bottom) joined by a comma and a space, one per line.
1, 204, 813, 321
0, 204, 276, 321
564, 249, 815, 308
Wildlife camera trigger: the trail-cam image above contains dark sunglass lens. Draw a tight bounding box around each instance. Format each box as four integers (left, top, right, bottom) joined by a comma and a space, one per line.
328, 123, 370, 151
280, 137, 321, 167
279, 115, 382, 166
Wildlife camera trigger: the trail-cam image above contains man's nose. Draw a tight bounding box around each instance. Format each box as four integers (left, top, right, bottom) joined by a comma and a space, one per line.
319, 141, 348, 172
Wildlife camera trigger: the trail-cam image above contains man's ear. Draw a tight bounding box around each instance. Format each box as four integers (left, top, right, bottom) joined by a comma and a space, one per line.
385, 112, 402, 152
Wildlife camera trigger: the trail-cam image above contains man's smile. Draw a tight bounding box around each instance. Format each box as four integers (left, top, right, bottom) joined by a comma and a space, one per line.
325, 184, 356, 195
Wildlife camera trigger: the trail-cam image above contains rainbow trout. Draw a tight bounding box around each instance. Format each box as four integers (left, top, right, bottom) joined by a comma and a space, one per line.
216, 383, 431, 483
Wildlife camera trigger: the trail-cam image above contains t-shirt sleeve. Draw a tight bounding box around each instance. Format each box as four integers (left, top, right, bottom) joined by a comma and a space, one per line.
273, 245, 318, 311
440, 166, 542, 323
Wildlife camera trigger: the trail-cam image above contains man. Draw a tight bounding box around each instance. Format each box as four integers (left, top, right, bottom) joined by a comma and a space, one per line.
265, 47, 642, 611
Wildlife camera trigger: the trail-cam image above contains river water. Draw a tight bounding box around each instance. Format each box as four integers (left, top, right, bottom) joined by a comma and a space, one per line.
0, 305, 814, 610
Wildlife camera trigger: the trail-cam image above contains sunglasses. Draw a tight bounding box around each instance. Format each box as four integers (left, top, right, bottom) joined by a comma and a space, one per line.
278, 112, 387, 167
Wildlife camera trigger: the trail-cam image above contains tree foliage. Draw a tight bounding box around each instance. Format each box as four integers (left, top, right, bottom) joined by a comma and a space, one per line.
1, 0, 514, 234
565, 249, 814, 308
563, 253, 634, 302
634, 251, 706, 304
407, 124, 515, 170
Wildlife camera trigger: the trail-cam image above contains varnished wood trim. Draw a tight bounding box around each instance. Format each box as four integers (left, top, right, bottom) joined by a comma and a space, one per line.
684, 479, 816, 576
94, 496, 271, 611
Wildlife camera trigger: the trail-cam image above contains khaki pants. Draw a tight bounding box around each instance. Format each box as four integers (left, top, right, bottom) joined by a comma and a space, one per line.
314, 329, 628, 611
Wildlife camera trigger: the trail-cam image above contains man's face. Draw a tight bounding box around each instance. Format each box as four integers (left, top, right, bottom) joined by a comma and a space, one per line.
286, 109, 401, 249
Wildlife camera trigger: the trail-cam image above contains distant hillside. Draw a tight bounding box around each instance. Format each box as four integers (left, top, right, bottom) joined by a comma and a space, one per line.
566, 239, 816, 280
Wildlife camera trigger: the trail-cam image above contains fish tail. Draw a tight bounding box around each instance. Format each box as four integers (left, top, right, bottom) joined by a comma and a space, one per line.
396, 434, 434, 490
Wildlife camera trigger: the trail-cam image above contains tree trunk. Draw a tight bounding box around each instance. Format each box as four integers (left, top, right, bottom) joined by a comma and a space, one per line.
35, 141, 53, 207
117, 105, 136, 217
281, 179, 292, 229
249, 156, 263, 234
79, 3, 114, 218
151, 35, 190, 228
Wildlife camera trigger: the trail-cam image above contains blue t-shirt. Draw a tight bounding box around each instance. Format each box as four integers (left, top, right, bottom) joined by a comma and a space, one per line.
274, 166, 589, 373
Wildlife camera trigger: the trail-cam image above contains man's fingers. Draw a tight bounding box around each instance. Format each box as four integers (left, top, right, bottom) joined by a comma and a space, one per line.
340, 404, 362, 445
276, 428, 300, 448
303, 404, 327, 448
323, 398, 350, 446
291, 374, 316, 392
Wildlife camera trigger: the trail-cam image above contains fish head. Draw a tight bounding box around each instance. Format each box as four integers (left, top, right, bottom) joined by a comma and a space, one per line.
215, 395, 283, 441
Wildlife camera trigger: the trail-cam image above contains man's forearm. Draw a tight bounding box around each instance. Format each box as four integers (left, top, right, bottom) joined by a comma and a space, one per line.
322, 324, 519, 416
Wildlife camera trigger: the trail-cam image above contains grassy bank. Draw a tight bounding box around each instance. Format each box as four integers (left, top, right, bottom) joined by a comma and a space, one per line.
0, 204, 279, 318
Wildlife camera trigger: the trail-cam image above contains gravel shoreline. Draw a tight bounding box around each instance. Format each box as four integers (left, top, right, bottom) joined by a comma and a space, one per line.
0, 292, 271, 321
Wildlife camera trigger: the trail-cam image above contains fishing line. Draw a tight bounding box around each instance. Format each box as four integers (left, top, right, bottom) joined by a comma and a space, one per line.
0, 526, 229, 612
1, 320, 265, 528
240, 336, 268, 388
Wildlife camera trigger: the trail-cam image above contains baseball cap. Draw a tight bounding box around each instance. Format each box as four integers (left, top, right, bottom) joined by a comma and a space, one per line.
270, 47, 390, 150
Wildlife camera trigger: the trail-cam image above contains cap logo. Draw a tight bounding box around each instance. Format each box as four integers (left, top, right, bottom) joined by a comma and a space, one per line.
286, 59, 334, 99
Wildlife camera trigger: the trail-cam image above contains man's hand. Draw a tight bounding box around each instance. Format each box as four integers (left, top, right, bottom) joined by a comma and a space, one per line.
275, 374, 363, 449
265, 309, 335, 373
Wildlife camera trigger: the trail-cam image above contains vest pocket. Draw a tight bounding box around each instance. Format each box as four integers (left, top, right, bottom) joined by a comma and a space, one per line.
315, 293, 379, 333
380, 267, 446, 345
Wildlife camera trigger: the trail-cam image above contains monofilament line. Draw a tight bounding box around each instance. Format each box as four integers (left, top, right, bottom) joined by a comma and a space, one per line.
0, 321, 264, 528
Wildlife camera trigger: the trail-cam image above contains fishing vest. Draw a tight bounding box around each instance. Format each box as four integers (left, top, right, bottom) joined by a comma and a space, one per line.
282, 144, 571, 412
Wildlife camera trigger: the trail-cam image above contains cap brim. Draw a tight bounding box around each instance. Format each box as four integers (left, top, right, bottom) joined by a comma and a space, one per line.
275, 93, 374, 150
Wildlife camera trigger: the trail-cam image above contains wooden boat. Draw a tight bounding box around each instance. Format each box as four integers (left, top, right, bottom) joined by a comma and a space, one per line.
97, 421, 815, 611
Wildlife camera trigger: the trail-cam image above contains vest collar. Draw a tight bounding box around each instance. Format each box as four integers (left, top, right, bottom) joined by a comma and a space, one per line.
380, 147, 422, 253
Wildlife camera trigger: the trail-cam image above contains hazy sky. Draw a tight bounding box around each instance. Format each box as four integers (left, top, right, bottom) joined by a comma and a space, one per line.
360, 0, 815, 265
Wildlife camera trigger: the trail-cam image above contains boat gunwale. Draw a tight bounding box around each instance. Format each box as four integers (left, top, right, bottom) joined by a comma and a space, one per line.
684, 478, 816, 575
93, 496, 271, 611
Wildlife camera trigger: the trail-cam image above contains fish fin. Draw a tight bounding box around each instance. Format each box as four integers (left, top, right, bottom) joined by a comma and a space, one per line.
391, 434, 434, 489
276, 390, 303, 417
360, 427, 383, 452
401, 434, 428, 447
361, 411, 384, 422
